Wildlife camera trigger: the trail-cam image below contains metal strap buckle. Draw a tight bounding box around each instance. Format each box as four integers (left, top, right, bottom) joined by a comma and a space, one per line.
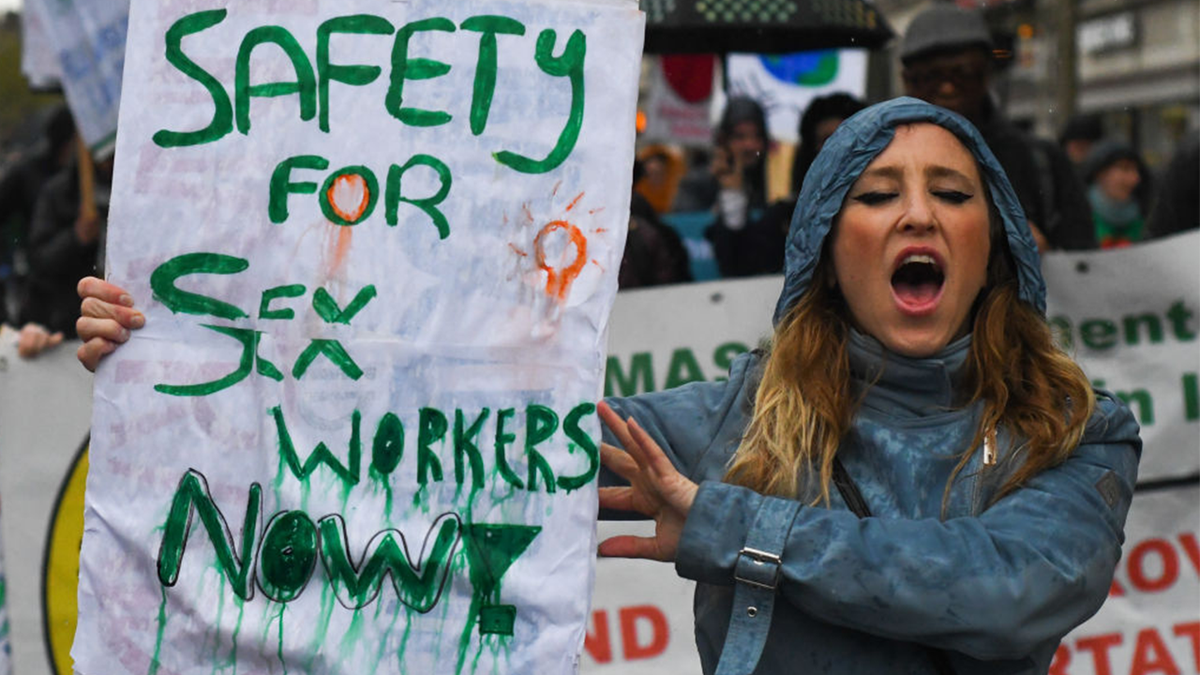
734, 546, 783, 590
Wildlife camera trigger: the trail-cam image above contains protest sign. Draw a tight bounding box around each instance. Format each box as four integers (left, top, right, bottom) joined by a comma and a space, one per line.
77, 1, 643, 673
1041, 232, 1200, 482
640, 55, 716, 145
19, 7, 63, 90
722, 49, 868, 143
21, 0, 130, 155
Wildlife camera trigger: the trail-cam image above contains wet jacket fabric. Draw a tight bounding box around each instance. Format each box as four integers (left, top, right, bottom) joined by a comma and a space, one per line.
603, 98, 1141, 674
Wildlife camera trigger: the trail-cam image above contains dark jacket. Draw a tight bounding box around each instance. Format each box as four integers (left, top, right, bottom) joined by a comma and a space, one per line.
974, 100, 1095, 250
1147, 131, 1199, 238
22, 165, 106, 334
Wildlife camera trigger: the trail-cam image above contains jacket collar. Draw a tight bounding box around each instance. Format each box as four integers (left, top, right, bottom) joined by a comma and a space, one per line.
847, 330, 973, 417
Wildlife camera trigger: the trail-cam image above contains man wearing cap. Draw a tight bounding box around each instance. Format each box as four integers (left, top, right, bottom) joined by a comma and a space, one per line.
900, 4, 1095, 251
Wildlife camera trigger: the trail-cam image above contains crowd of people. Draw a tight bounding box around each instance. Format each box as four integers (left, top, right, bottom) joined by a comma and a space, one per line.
619, 4, 1198, 291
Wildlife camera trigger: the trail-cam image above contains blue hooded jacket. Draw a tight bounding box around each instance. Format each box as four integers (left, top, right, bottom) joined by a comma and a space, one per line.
603, 98, 1141, 674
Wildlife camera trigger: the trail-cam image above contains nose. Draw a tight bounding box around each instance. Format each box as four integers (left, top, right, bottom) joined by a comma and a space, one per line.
899, 192, 937, 234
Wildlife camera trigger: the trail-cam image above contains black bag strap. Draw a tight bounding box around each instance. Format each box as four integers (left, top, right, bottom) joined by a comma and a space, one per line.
831, 457, 958, 675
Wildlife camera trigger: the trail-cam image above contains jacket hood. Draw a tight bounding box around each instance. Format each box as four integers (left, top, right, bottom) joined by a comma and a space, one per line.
774, 97, 1046, 324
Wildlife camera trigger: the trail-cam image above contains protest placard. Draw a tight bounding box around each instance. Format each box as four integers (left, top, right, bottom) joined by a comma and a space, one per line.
76, 1, 643, 673
19, 6, 63, 90
21, 0, 130, 155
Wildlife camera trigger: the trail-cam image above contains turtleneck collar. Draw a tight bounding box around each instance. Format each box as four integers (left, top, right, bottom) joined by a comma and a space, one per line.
846, 329, 974, 418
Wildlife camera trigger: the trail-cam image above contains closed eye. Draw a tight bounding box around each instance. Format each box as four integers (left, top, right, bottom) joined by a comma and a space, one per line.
933, 190, 973, 204
852, 191, 897, 206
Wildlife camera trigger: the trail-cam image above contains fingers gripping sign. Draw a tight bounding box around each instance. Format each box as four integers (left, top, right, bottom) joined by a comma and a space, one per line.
596, 401, 698, 562
76, 276, 146, 372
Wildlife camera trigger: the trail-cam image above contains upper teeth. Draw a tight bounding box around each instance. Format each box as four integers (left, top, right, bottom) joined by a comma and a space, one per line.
902, 254, 937, 266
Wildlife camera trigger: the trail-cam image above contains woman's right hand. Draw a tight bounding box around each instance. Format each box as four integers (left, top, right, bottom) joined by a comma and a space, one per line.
76, 276, 144, 372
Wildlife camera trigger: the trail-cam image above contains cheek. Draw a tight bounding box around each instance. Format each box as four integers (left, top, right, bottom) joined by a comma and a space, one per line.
957, 214, 992, 291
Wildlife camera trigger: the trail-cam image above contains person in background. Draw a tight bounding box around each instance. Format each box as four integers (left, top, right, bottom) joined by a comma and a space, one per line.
1083, 140, 1152, 248
0, 104, 76, 324
1059, 113, 1105, 174
705, 97, 788, 277
21, 147, 112, 335
14, 322, 63, 358
633, 144, 685, 215
900, 4, 1094, 252
1147, 131, 1199, 238
620, 192, 693, 289
791, 92, 867, 196
672, 147, 718, 213
620, 158, 692, 288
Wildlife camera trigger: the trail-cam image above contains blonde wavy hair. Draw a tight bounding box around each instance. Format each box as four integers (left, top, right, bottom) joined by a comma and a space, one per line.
725, 206, 1096, 510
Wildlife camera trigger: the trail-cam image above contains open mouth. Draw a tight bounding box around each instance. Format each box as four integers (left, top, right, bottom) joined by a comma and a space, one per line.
891, 254, 945, 309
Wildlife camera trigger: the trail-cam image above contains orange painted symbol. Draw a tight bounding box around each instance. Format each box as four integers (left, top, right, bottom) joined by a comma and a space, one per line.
326, 173, 372, 223
535, 220, 588, 300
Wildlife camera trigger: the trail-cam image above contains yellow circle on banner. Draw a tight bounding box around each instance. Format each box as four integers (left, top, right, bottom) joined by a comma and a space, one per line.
44, 441, 87, 675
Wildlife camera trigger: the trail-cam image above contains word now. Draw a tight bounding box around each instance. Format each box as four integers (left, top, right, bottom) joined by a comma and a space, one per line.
154, 10, 584, 175
159, 469, 540, 636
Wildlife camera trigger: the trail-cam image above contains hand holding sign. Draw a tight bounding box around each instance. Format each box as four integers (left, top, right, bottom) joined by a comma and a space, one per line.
76, 276, 144, 371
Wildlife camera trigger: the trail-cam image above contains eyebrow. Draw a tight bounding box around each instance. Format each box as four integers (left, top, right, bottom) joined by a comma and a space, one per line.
856, 165, 975, 183
926, 165, 974, 182
857, 166, 903, 181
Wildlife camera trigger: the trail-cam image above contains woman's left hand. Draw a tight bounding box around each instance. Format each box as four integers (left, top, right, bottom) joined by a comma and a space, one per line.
597, 401, 698, 562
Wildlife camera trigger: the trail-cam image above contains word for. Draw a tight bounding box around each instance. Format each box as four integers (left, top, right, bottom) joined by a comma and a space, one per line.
605, 343, 750, 397
585, 605, 671, 664
1108, 532, 1199, 597
273, 402, 599, 494
158, 470, 538, 635
1090, 373, 1199, 427
1049, 622, 1200, 675
269, 154, 451, 235
1049, 300, 1196, 352
149, 252, 374, 396
154, 10, 585, 175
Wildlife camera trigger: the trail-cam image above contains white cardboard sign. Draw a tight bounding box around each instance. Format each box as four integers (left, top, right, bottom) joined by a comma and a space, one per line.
78, 1, 643, 673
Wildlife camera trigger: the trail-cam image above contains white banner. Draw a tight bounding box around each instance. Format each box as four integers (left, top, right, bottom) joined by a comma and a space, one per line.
640, 55, 716, 145
0, 333, 93, 675
79, 1, 643, 674
21, 0, 130, 155
721, 50, 868, 143
19, 7, 64, 90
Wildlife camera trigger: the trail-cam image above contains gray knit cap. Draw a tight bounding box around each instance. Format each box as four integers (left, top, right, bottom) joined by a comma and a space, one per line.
901, 4, 992, 63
